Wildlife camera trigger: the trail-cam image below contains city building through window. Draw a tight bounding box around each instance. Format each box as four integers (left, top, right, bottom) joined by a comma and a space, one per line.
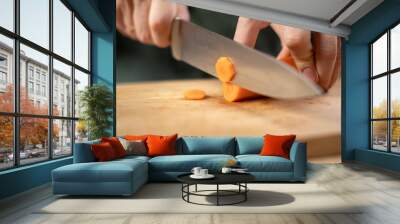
0, 0, 91, 170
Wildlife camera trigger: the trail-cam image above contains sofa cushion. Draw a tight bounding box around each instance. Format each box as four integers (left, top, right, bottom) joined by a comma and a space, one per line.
236, 155, 293, 172
149, 154, 235, 172
124, 135, 149, 141
177, 137, 236, 155
119, 138, 147, 156
53, 159, 147, 183
147, 134, 178, 157
101, 137, 127, 158
235, 137, 263, 155
73, 139, 100, 163
91, 142, 118, 161
260, 134, 296, 159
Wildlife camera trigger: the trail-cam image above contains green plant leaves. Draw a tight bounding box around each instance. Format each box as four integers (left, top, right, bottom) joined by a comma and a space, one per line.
79, 84, 113, 140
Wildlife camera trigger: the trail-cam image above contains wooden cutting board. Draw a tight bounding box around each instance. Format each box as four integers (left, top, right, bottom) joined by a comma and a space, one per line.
117, 78, 341, 163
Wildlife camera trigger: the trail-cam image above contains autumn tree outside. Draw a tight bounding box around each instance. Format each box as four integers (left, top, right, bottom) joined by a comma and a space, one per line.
0, 85, 60, 162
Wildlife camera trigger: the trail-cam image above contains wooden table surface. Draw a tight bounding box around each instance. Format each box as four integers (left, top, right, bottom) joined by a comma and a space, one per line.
117, 78, 341, 163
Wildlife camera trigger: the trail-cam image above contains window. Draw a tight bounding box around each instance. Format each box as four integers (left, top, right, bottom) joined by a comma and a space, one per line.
35, 70, 40, 81
42, 85, 46, 97
53, 0, 72, 60
0, 71, 6, 85
0, 0, 91, 170
35, 84, 40, 95
0, 0, 14, 32
0, 55, 7, 67
19, 117, 49, 165
20, 0, 49, 49
53, 59, 72, 117
53, 119, 72, 158
0, 34, 13, 112
371, 23, 400, 154
74, 69, 89, 118
28, 81, 34, 94
28, 67, 34, 80
74, 17, 89, 70
0, 116, 14, 170
0, 54, 8, 89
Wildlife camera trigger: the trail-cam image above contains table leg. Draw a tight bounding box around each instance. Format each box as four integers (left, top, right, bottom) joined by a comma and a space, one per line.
217, 184, 219, 206
195, 184, 198, 192
181, 184, 183, 199
187, 184, 190, 202
245, 183, 247, 201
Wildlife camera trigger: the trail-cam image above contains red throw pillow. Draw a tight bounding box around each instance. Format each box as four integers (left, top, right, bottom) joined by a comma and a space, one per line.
101, 137, 126, 158
146, 134, 178, 157
260, 134, 296, 159
124, 135, 149, 141
91, 142, 117, 161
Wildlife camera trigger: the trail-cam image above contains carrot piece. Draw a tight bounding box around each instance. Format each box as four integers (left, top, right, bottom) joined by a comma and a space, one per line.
215, 57, 236, 82
278, 54, 297, 69
183, 89, 206, 100
222, 82, 261, 102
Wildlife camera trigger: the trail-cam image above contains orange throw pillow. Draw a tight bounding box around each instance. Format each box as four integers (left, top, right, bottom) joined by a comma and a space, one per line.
124, 135, 149, 141
101, 137, 126, 158
91, 142, 117, 161
260, 134, 296, 159
146, 134, 178, 157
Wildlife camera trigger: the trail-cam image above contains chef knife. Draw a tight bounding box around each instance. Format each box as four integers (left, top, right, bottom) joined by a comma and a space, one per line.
171, 18, 323, 99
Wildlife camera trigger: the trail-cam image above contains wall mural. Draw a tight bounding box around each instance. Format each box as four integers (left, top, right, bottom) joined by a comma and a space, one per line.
116, 6, 341, 163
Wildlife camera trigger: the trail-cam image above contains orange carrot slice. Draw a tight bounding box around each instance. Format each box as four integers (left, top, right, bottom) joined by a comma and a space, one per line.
183, 89, 206, 100
222, 82, 261, 102
278, 54, 297, 69
215, 57, 236, 82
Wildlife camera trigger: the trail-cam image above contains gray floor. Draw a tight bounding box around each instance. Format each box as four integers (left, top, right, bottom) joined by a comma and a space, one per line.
1, 162, 400, 224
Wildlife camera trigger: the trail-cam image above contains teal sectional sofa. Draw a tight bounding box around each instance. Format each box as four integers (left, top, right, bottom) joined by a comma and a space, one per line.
52, 136, 307, 196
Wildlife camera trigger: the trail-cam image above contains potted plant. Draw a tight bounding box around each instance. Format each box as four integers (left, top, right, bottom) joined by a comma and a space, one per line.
79, 84, 113, 140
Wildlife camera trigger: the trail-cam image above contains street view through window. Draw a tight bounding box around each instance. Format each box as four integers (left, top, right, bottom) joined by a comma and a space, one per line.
0, 0, 91, 170
371, 23, 400, 153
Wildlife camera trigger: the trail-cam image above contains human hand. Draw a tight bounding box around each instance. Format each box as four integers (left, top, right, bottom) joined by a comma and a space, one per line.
234, 17, 341, 91
116, 0, 190, 48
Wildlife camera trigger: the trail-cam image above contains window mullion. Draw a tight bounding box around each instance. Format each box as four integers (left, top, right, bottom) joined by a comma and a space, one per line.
13, 0, 20, 167
71, 11, 76, 155
48, 0, 54, 160
388, 30, 391, 152
370, 45, 373, 149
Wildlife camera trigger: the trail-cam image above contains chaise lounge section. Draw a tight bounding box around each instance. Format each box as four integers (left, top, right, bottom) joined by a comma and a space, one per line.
52, 136, 307, 196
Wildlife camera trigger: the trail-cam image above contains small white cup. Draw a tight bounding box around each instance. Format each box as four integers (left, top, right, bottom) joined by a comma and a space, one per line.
221, 167, 232, 174
200, 169, 208, 176
191, 167, 202, 176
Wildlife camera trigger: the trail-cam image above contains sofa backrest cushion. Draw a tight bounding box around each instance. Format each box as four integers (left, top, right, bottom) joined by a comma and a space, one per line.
235, 137, 263, 155
177, 137, 236, 155
73, 139, 100, 163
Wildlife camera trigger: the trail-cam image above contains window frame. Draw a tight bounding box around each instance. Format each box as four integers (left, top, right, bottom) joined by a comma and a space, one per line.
0, 0, 92, 171
370, 20, 400, 154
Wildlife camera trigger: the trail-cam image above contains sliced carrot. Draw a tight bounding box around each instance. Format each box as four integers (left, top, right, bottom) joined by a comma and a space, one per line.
183, 89, 206, 100
278, 54, 297, 69
222, 82, 261, 102
215, 57, 236, 82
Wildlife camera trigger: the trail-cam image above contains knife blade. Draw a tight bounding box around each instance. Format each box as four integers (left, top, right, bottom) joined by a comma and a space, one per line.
171, 18, 323, 99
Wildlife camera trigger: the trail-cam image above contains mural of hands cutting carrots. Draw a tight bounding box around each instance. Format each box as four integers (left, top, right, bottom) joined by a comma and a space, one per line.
116, 0, 342, 162
116, 0, 341, 102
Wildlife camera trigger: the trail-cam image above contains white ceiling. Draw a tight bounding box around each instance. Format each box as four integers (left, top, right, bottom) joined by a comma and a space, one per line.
172, 0, 384, 37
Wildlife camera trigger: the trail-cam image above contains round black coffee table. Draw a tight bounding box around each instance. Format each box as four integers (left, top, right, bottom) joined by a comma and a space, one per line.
177, 173, 255, 206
